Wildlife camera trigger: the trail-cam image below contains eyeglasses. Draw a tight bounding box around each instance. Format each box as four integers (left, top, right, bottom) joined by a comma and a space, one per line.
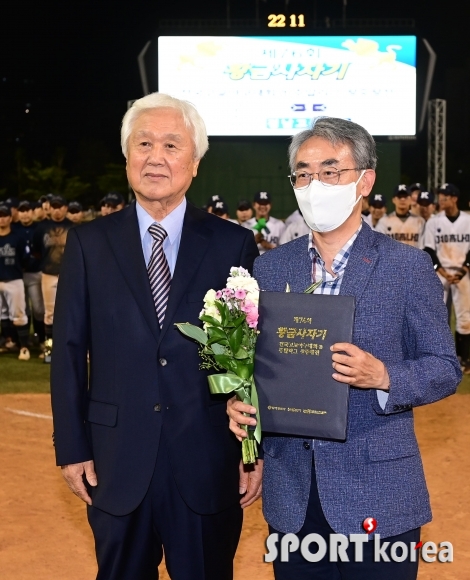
289, 167, 363, 189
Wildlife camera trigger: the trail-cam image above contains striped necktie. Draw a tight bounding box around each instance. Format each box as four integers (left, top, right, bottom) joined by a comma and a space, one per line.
147, 223, 172, 328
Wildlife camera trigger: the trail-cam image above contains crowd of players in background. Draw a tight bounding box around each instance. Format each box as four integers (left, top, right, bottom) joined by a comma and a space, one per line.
2, 182, 470, 374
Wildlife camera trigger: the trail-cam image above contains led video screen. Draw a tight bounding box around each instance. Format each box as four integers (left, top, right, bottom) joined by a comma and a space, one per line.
157, 35, 417, 136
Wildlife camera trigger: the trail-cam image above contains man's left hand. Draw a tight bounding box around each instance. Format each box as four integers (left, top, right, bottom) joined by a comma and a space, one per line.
239, 459, 263, 508
331, 343, 389, 390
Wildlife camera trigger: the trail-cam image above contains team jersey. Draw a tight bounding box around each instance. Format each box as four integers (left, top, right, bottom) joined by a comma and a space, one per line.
243, 216, 286, 255
33, 218, 74, 276
424, 211, 470, 269
279, 219, 310, 244
375, 212, 425, 249
15, 222, 41, 273
0, 230, 26, 281
284, 209, 303, 227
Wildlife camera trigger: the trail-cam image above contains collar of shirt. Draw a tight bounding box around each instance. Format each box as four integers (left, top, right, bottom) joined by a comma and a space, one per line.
308, 224, 362, 291
136, 198, 186, 274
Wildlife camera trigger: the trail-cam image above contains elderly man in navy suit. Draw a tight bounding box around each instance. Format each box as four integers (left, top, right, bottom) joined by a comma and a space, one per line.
228, 117, 461, 579
50, 94, 261, 580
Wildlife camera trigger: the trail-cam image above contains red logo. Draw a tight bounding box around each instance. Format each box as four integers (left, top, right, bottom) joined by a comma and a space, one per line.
362, 517, 377, 534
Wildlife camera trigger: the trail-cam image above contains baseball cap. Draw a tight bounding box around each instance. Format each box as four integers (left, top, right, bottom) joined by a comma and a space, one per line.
68, 201, 83, 213
0, 203, 12, 216
206, 194, 224, 208
18, 200, 32, 211
438, 183, 460, 197
393, 184, 410, 198
237, 200, 252, 211
408, 183, 423, 193
104, 192, 125, 207
5, 197, 19, 208
369, 193, 386, 208
49, 195, 68, 207
417, 191, 434, 206
212, 201, 229, 215
254, 191, 271, 204
46, 193, 55, 202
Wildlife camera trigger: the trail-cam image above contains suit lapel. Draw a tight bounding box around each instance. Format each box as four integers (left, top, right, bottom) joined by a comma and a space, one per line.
285, 237, 312, 293
340, 224, 379, 302
158, 203, 213, 344
106, 203, 160, 343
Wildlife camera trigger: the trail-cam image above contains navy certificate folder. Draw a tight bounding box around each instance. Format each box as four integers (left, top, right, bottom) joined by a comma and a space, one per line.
254, 292, 355, 440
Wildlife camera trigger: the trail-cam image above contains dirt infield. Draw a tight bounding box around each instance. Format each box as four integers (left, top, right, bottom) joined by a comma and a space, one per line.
0, 393, 468, 580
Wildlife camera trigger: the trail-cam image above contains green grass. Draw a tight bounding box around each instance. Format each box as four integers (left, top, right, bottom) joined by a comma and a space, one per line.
0, 349, 50, 394
1, 349, 469, 395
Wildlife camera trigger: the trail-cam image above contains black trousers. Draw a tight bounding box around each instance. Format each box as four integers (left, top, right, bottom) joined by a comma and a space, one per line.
271, 455, 420, 580
87, 439, 243, 580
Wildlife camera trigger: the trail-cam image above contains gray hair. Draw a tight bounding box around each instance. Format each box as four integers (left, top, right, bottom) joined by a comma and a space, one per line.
121, 93, 209, 160
288, 117, 377, 172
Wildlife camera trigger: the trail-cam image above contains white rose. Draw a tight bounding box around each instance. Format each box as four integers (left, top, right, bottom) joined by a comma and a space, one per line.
203, 289, 217, 306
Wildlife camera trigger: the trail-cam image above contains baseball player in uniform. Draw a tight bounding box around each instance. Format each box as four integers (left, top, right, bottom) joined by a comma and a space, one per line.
408, 183, 423, 217
33, 195, 74, 362
363, 193, 387, 229
0, 203, 30, 360
229, 200, 253, 226
376, 184, 425, 248
17, 200, 46, 348
243, 191, 286, 255
424, 183, 470, 372
417, 190, 436, 222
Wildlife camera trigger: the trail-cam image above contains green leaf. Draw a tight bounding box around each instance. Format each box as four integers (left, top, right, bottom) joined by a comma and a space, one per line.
234, 347, 249, 360
210, 343, 226, 355
208, 336, 229, 347
228, 325, 243, 354
232, 314, 246, 328
304, 280, 322, 294
214, 354, 237, 372
207, 326, 226, 341
174, 323, 207, 345
234, 360, 253, 380
199, 314, 222, 328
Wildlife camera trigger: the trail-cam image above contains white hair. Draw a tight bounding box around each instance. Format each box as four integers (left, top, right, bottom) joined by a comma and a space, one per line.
121, 93, 209, 160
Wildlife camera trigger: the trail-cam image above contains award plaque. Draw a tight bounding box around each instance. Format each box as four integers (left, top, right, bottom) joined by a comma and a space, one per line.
254, 291, 355, 440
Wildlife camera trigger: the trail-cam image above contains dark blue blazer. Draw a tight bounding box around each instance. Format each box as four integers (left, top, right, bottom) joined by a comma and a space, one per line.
254, 224, 461, 538
51, 201, 259, 516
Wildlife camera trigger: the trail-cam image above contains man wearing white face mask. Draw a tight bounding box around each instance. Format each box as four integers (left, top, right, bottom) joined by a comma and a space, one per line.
226, 117, 460, 580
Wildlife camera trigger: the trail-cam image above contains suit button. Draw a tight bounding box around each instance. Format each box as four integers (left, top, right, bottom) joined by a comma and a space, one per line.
153, 404, 161, 412
303, 441, 311, 450
159, 358, 167, 366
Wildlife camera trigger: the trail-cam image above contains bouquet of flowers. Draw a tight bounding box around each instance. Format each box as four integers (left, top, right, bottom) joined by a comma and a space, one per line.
175, 267, 261, 464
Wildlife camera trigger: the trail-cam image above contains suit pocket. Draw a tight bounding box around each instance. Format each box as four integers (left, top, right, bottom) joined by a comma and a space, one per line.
87, 399, 118, 427
367, 435, 419, 462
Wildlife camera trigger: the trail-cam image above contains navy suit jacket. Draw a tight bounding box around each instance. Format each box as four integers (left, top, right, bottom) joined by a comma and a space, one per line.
51, 201, 259, 516
254, 224, 461, 538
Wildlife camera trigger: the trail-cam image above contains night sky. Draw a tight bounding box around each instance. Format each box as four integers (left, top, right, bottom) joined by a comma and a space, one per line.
2, 0, 470, 201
